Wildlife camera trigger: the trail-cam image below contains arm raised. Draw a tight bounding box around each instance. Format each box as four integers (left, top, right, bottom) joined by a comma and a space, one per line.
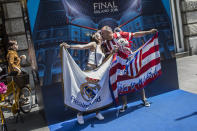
60, 42, 96, 50
133, 29, 157, 38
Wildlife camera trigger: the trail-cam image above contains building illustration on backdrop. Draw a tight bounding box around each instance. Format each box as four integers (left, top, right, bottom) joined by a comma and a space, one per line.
29, 0, 174, 86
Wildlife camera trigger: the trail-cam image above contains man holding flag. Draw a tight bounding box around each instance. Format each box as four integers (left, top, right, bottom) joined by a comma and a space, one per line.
101, 26, 158, 112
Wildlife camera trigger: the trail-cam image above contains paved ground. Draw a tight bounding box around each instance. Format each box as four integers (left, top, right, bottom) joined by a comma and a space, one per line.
2, 55, 197, 131
3, 93, 49, 131
4, 106, 48, 131
176, 55, 197, 94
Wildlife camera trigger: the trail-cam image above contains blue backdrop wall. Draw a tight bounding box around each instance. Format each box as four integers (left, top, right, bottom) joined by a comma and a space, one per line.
161, 0, 171, 18
27, 0, 179, 124
27, 0, 40, 32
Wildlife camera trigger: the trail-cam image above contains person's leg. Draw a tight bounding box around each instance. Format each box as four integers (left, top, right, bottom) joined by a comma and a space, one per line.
77, 112, 84, 124
95, 111, 104, 120
122, 95, 127, 105
141, 88, 146, 101
120, 95, 128, 112
141, 89, 150, 107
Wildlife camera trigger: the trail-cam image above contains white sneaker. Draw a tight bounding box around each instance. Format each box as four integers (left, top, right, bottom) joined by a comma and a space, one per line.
95, 112, 104, 120
77, 113, 84, 125
119, 105, 127, 113
142, 100, 151, 107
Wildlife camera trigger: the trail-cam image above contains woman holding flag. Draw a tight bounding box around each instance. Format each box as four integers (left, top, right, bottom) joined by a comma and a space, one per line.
60, 31, 106, 125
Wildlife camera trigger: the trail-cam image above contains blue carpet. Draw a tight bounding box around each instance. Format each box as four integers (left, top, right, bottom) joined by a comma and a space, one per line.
49, 90, 197, 131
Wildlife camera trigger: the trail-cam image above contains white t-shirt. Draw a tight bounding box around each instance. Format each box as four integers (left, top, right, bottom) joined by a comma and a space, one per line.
88, 45, 105, 66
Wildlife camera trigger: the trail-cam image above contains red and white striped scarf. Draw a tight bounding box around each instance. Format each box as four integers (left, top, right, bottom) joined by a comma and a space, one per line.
109, 33, 162, 104
103, 32, 134, 54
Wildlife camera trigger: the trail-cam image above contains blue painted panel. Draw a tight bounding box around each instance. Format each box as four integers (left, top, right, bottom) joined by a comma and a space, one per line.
27, 0, 40, 32
161, 0, 171, 19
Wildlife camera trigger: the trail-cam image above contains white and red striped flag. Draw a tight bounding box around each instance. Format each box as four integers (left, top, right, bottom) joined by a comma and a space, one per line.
109, 33, 162, 104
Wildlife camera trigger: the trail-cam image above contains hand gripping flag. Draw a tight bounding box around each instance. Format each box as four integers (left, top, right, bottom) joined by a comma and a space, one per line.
109, 33, 162, 104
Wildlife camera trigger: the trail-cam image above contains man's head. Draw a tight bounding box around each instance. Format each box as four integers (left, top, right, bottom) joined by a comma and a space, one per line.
8, 40, 18, 51
101, 26, 113, 41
